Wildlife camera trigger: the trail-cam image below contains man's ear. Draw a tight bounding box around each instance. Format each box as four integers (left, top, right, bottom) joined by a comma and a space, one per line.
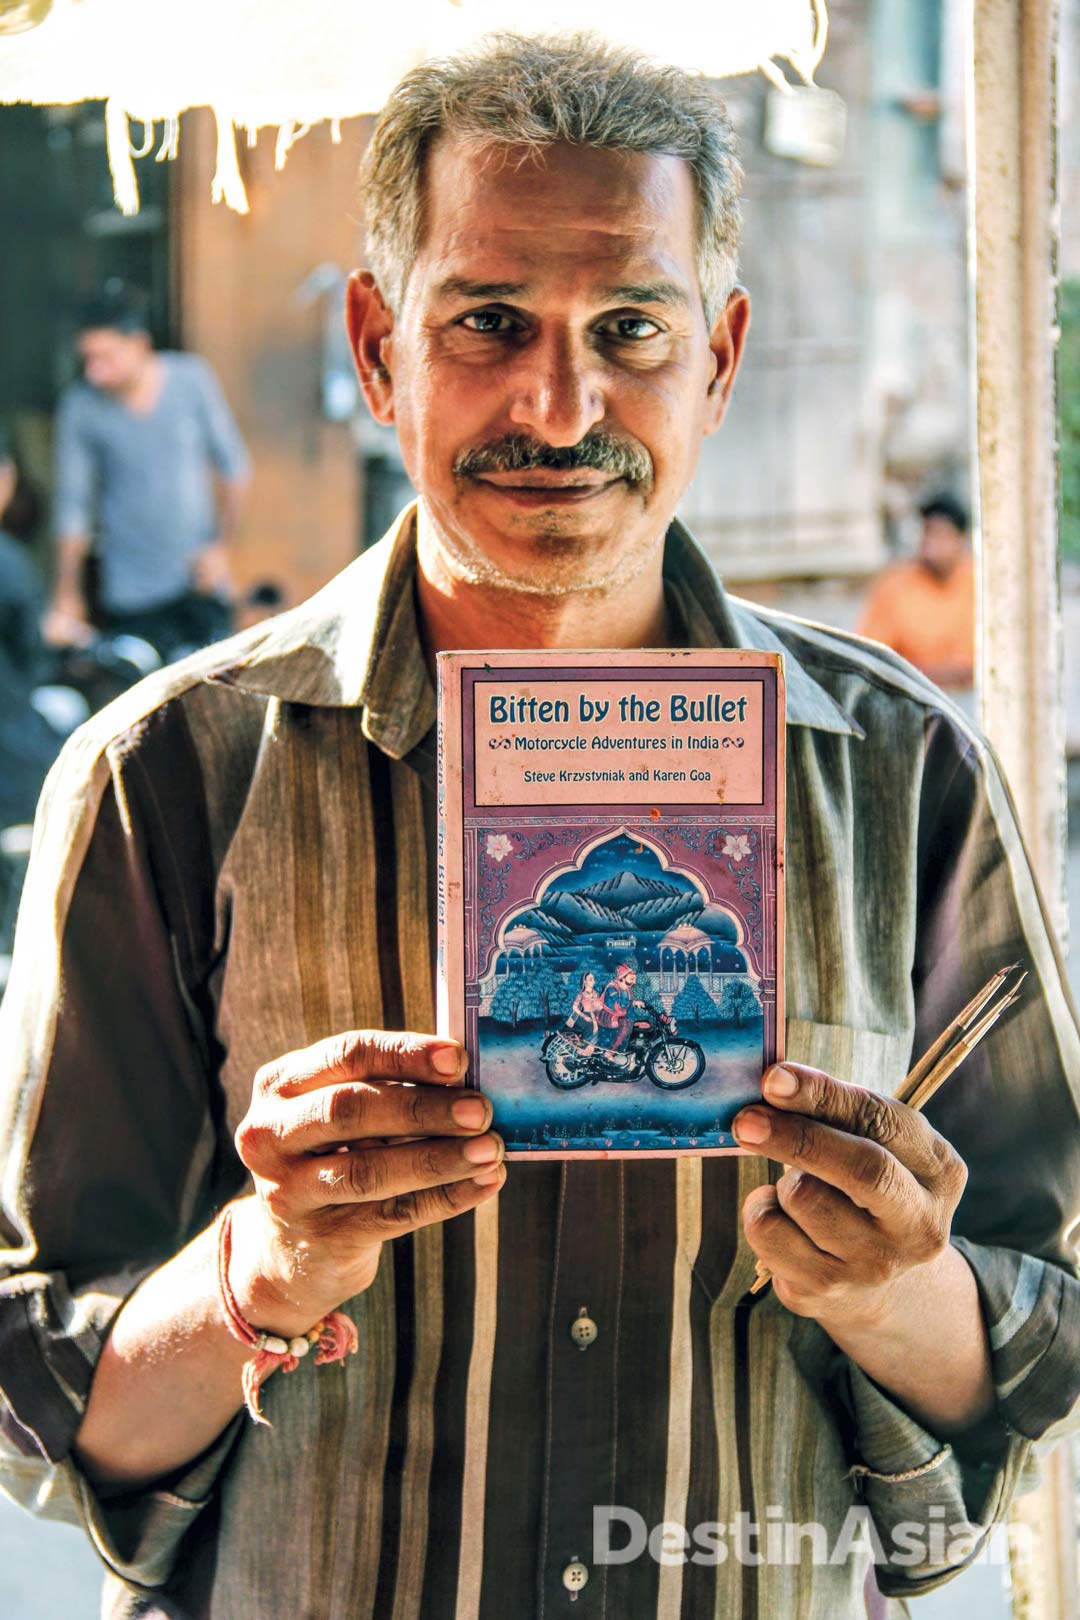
703, 285, 751, 435
346, 270, 396, 426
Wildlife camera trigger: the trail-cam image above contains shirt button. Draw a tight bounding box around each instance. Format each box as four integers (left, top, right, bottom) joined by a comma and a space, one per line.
562, 1559, 589, 1596
570, 1308, 598, 1350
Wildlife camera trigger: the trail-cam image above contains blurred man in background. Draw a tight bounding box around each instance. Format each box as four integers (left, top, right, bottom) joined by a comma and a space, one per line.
45, 283, 251, 662
857, 493, 975, 691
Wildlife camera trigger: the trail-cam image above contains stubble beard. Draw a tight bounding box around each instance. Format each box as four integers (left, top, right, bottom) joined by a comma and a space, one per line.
432, 427, 661, 600
424, 499, 662, 602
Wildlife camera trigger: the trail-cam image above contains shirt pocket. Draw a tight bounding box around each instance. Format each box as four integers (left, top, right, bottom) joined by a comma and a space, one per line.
784, 1018, 914, 1096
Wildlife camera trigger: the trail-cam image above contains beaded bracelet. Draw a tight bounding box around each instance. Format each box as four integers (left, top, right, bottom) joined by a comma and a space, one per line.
216, 1204, 359, 1426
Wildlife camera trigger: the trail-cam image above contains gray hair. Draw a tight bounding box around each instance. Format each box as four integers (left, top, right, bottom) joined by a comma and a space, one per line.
359, 31, 743, 325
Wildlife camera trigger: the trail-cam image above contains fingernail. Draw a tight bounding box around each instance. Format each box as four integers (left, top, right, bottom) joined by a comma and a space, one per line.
431, 1046, 464, 1076
733, 1108, 771, 1143
451, 1096, 488, 1128
473, 1166, 504, 1186
463, 1133, 500, 1164
764, 1065, 798, 1097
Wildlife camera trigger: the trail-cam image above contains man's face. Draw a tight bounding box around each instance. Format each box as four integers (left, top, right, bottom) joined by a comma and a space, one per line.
351, 138, 748, 595
78, 328, 151, 394
919, 514, 967, 580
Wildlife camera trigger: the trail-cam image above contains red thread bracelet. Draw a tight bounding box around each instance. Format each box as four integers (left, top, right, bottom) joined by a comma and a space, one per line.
216, 1204, 359, 1425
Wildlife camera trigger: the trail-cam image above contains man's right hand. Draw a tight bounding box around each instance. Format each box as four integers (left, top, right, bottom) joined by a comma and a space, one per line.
230, 1030, 504, 1335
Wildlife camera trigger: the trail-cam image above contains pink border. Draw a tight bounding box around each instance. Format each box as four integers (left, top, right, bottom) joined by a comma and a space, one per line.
437, 650, 786, 1160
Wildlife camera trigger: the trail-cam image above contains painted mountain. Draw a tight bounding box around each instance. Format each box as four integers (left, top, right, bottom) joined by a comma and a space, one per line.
507, 832, 747, 974
518, 879, 699, 937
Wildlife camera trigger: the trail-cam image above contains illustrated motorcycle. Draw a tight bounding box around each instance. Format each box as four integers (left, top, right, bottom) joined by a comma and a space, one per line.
540, 1005, 706, 1091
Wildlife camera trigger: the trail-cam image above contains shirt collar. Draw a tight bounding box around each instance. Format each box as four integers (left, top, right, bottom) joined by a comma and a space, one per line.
207, 503, 860, 754
662, 518, 862, 739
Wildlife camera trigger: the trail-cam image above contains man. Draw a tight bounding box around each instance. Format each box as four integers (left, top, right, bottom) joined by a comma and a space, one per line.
1, 34, 1079, 1620
857, 493, 975, 690
46, 283, 251, 662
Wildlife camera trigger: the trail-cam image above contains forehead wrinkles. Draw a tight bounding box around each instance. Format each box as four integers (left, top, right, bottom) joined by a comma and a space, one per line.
432, 214, 685, 281
432, 235, 683, 300
419, 139, 698, 280
424, 222, 694, 314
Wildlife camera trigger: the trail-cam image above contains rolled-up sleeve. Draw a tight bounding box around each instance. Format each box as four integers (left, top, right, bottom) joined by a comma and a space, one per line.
820, 708, 1080, 1597
0, 712, 240, 1586
192, 357, 251, 484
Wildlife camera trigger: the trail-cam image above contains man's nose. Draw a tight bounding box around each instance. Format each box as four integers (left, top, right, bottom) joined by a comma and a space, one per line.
506, 329, 605, 447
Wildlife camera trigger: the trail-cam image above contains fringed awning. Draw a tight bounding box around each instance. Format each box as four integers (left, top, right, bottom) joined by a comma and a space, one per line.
0, 0, 829, 214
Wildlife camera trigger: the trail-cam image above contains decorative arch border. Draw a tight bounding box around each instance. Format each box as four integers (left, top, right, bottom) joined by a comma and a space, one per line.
481, 824, 747, 982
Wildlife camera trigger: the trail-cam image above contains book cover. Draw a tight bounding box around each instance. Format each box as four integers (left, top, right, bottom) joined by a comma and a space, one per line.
437, 650, 785, 1159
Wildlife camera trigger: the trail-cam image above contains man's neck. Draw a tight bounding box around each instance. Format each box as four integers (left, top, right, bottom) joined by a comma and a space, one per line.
919, 557, 962, 585
414, 505, 675, 666
117, 352, 163, 415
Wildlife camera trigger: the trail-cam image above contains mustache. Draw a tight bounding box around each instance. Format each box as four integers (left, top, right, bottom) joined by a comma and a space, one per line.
453, 430, 653, 488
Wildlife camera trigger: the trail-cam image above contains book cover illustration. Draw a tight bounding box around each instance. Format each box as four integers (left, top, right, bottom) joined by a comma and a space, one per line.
437, 650, 785, 1159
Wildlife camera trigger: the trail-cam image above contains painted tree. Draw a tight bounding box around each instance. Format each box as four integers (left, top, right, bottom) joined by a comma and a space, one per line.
716, 976, 762, 1027
491, 959, 569, 1026
525, 958, 572, 1023
629, 954, 667, 1016
490, 975, 529, 1027
672, 973, 721, 1027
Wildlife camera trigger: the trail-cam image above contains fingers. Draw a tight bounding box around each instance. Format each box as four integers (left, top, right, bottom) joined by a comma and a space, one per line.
288, 1131, 505, 1210
233, 1034, 508, 1322
275, 1081, 493, 1158
732, 1064, 969, 1269
733, 1099, 921, 1220
363, 1162, 508, 1237
254, 1030, 469, 1099
761, 1063, 960, 1187
237, 1033, 487, 1179
742, 1185, 843, 1309
772, 1167, 884, 1266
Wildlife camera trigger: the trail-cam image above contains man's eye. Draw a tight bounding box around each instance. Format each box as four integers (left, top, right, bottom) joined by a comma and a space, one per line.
601, 316, 662, 341
460, 311, 514, 334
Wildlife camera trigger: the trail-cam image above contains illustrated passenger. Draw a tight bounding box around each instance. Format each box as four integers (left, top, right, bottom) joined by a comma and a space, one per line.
565, 969, 603, 1052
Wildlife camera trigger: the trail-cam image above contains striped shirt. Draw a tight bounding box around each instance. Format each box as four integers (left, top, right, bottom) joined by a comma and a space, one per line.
1, 506, 1079, 1619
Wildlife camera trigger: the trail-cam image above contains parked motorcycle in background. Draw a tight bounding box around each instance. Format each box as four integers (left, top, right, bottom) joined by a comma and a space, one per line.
0, 633, 159, 994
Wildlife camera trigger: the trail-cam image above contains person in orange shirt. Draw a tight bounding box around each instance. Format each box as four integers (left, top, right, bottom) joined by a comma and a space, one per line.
857, 493, 975, 689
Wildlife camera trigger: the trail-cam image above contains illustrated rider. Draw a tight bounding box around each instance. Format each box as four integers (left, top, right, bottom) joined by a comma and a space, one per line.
596, 962, 646, 1064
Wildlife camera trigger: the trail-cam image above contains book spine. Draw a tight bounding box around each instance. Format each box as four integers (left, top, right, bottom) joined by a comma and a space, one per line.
436, 655, 467, 1051
774, 657, 787, 1066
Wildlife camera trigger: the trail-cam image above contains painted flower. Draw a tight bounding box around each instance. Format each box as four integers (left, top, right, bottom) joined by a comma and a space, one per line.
722, 833, 752, 863
486, 833, 514, 863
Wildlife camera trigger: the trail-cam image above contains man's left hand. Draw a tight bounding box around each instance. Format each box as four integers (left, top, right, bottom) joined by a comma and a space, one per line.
191, 540, 234, 598
733, 1063, 968, 1330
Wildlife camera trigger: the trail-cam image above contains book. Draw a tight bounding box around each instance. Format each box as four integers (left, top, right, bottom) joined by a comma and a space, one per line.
437, 650, 785, 1159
